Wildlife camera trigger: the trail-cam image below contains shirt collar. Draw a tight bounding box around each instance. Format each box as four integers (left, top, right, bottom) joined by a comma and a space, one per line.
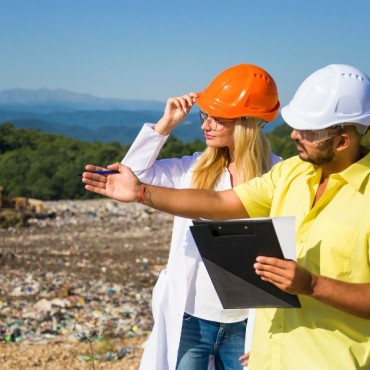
339, 146, 370, 191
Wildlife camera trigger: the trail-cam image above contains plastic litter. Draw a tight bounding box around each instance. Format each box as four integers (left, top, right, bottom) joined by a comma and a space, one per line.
0, 199, 172, 366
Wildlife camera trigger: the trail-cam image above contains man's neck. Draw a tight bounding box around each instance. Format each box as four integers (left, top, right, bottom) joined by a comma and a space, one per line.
321, 147, 363, 179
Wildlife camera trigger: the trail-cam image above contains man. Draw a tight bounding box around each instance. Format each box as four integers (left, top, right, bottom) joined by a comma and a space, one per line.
82, 64, 370, 369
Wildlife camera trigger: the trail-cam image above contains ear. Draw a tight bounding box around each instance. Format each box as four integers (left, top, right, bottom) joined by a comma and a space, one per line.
335, 132, 350, 152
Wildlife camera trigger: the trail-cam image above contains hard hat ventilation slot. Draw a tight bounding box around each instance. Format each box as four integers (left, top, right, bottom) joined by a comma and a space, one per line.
253, 73, 269, 82
341, 73, 364, 82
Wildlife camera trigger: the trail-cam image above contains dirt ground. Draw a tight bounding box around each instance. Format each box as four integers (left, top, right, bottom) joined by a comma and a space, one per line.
0, 337, 145, 370
0, 199, 174, 369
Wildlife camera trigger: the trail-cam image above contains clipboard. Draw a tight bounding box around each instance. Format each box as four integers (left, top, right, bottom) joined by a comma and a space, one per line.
190, 218, 301, 309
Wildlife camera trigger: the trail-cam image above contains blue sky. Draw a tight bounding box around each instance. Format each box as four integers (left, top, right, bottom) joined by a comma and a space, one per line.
1, 0, 370, 107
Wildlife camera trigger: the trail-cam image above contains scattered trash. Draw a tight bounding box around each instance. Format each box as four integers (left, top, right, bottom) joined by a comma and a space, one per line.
0, 199, 173, 366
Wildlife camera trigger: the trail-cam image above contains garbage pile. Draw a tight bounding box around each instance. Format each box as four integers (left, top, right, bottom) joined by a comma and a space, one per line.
0, 199, 173, 364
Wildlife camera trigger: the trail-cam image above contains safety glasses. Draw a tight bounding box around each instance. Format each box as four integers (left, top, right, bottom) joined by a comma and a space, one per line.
293, 126, 343, 145
199, 110, 235, 131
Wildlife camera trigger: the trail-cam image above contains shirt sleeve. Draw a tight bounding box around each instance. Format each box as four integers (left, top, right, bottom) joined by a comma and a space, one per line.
121, 123, 200, 188
121, 123, 168, 170
233, 161, 283, 217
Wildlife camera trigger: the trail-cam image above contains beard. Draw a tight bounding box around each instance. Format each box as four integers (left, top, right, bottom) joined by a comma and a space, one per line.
296, 139, 336, 165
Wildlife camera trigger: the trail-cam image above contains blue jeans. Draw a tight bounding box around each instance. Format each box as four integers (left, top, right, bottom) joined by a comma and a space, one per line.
176, 313, 246, 370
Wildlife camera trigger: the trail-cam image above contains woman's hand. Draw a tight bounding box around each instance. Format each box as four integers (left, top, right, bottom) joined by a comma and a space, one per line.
239, 352, 250, 367
154, 92, 198, 135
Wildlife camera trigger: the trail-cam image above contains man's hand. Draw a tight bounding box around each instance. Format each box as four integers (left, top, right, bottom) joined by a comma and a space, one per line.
82, 163, 142, 203
254, 256, 314, 295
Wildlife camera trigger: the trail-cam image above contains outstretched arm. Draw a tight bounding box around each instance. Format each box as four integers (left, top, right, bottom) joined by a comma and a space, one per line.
82, 162, 249, 220
254, 256, 370, 319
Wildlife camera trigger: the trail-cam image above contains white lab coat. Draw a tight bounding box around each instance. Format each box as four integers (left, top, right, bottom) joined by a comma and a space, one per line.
122, 124, 282, 370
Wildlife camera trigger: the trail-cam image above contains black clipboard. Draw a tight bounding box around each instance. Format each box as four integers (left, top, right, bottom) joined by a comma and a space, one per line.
190, 219, 301, 309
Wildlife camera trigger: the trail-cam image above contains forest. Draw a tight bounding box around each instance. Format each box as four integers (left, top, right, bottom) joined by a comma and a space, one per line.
0, 123, 368, 200
0, 123, 206, 200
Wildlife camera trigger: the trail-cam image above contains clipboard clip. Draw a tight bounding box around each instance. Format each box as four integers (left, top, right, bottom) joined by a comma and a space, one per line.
207, 222, 255, 237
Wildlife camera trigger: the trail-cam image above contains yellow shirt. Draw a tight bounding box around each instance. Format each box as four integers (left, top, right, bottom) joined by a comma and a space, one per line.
234, 149, 370, 370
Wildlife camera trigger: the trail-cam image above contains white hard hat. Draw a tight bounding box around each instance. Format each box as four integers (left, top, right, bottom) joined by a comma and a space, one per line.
281, 64, 370, 133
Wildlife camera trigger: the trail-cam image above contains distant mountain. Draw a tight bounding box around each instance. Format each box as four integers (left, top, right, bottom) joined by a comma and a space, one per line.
0, 88, 284, 144
0, 88, 165, 112
0, 109, 203, 144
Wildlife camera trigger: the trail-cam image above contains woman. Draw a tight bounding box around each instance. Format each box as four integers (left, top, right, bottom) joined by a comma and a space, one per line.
121, 64, 281, 370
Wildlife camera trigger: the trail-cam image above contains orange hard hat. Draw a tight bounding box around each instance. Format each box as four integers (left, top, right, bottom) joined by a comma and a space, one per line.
196, 64, 280, 122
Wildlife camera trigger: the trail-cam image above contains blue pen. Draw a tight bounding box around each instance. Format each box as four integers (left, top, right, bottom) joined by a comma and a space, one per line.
93, 170, 119, 175
79, 169, 119, 176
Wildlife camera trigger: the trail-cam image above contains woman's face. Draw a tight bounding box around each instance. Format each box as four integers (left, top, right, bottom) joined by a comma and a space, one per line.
200, 112, 235, 150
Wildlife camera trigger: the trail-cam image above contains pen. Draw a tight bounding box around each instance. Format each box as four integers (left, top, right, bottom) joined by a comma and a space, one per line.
79, 170, 120, 176
92, 170, 120, 175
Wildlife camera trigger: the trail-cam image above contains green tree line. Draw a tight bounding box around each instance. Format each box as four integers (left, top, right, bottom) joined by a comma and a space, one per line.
0, 123, 206, 200
0, 123, 369, 201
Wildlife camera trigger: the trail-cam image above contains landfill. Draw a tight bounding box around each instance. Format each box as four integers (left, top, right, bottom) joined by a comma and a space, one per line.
0, 199, 173, 369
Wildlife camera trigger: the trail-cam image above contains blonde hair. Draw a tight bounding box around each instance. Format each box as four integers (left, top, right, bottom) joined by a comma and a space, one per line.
191, 117, 271, 189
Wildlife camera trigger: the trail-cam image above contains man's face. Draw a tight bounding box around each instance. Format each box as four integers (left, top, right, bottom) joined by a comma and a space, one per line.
290, 129, 337, 165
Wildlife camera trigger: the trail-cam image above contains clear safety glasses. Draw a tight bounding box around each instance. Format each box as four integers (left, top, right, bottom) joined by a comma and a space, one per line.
199, 110, 235, 131
293, 126, 343, 146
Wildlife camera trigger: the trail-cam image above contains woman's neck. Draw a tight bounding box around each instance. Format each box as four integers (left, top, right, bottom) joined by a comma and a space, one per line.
227, 161, 239, 187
